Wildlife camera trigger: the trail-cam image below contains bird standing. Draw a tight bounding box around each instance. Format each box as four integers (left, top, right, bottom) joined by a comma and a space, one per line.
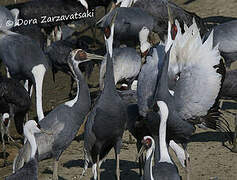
137, 101, 180, 180
13, 49, 93, 180
5, 120, 48, 180
82, 13, 127, 180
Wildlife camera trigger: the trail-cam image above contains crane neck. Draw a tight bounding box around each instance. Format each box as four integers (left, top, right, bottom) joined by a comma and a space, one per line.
65, 61, 91, 111
103, 53, 116, 93
144, 143, 155, 180
25, 129, 37, 159
158, 107, 173, 164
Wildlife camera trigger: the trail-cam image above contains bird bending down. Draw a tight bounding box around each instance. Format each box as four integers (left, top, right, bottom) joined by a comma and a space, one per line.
5, 120, 49, 180
137, 101, 180, 180
83, 13, 127, 180
13, 49, 93, 180
0, 30, 49, 121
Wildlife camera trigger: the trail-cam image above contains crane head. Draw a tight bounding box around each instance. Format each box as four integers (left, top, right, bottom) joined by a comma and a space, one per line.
2, 113, 9, 127
136, 136, 154, 161
104, 12, 117, 58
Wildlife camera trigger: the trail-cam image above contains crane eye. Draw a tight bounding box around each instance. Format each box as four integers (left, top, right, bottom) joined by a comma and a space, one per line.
145, 138, 152, 147
104, 27, 111, 39
171, 24, 177, 40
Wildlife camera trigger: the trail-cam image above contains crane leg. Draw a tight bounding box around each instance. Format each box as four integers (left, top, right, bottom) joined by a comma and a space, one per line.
80, 150, 89, 179
96, 154, 100, 180
115, 140, 121, 180
232, 115, 237, 152
1, 128, 8, 167
52, 158, 59, 180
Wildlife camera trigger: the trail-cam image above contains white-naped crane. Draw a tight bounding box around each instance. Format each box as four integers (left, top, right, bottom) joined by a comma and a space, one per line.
13, 48, 94, 180
0, 29, 49, 121
137, 101, 180, 180
5, 120, 50, 180
143, 16, 230, 179
82, 12, 128, 180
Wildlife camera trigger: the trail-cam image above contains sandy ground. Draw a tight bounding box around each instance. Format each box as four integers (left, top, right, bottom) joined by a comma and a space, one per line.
1, 0, 237, 179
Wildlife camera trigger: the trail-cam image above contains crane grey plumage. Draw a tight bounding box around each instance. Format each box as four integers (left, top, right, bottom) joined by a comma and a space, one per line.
132, 0, 207, 41
203, 20, 237, 67
100, 46, 142, 90
138, 103, 180, 179
97, 7, 154, 46
0, 30, 49, 121
5, 120, 45, 180
83, 13, 127, 180
13, 49, 92, 180
137, 43, 165, 117
221, 69, 237, 98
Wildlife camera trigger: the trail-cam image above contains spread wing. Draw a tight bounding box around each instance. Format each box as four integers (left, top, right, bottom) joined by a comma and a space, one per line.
172, 27, 222, 120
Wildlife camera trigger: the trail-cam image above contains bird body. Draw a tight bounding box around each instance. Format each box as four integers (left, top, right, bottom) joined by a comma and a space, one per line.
83, 16, 127, 179
6, 120, 43, 180
132, 0, 207, 41
0, 30, 48, 121
137, 43, 165, 117
98, 7, 154, 46
203, 20, 237, 67
0, 76, 31, 134
13, 49, 91, 180
100, 46, 141, 89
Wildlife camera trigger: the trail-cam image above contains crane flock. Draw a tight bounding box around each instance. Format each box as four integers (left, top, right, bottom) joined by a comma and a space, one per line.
0, 0, 237, 180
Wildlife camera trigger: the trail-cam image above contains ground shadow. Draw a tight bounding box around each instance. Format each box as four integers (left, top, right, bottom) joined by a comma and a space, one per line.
63, 159, 140, 180
190, 131, 233, 143
42, 169, 67, 180
184, 0, 197, 5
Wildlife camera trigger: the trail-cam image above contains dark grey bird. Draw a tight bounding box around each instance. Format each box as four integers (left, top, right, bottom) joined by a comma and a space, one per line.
5, 120, 48, 180
97, 7, 154, 47
203, 20, 237, 67
0, 75, 31, 166
82, 13, 127, 180
13, 49, 93, 180
99, 46, 142, 90
114, 0, 207, 41
137, 101, 180, 180
0, 29, 49, 121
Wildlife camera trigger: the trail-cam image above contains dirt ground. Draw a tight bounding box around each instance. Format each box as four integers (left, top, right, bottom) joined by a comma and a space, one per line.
1, 0, 237, 179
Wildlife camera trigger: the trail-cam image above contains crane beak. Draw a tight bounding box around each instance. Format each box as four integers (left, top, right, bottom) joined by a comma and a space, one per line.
167, 5, 174, 25
135, 144, 146, 161
86, 52, 104, 61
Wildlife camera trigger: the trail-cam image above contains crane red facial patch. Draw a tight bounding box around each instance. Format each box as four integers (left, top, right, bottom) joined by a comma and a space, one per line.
171, 24, 178, 40
104, 27, 111, 39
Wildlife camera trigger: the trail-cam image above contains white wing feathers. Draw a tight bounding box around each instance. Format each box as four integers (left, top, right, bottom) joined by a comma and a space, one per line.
167, 19, 222, 119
